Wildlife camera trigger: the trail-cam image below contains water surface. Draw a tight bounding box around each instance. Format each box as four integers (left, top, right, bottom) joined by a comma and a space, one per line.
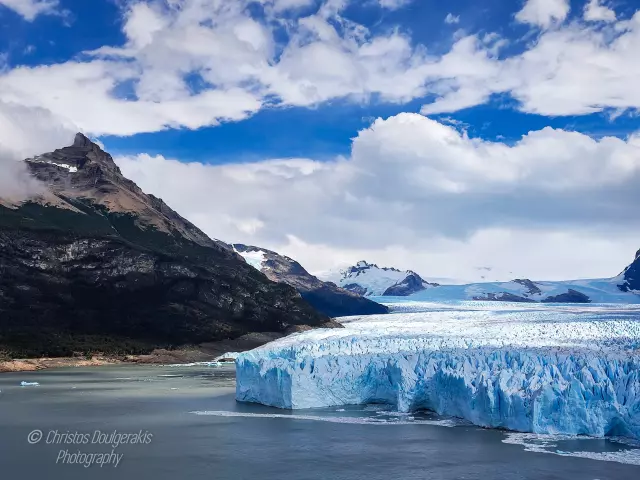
1, 364, 639, 480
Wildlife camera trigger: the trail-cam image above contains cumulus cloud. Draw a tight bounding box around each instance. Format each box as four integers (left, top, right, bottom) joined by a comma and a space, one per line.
421, 13, 640, 116
445, 13, 460, 25
515, 0, 570, 28
0, 0, 637, 135
115, 114, 640, 280
0, 0, 59, 21
378, 0, 413, 10
584, 0, 616, 22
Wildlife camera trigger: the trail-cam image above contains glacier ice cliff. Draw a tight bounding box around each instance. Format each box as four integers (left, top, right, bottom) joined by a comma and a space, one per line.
236, 302, 640, 439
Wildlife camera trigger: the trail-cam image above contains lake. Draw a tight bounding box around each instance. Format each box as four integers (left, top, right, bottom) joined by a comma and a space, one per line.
1, 363, 639, 479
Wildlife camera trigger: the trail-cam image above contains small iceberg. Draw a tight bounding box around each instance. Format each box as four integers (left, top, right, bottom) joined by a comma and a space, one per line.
20, 381, 40, 387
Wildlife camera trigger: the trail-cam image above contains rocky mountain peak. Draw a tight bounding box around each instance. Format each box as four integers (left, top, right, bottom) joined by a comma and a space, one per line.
26, 132, 121, 178
73, 132, 97, 149
20, 135, 229, 251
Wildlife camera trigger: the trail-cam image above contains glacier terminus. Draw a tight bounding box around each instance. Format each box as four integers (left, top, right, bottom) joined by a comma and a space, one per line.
236, 301, 640, 440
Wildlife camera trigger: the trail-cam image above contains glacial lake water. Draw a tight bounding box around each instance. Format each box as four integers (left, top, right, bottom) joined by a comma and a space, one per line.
1, 364, 640, 480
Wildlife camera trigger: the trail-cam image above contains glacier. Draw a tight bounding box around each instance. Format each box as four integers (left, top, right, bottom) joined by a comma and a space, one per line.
236, 302, 640, 439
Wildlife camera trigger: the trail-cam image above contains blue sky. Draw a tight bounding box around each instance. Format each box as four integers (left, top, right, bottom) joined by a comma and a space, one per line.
1, 0, 640, 279
1, 0, 638, 163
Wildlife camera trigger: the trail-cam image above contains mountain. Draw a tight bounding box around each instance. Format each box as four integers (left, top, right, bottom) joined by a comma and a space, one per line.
617, 249, 640, 293
0, 134, 335, 357
320, 254, 640, 304
397, 277, 640, 304
232, 245, 388, 317
402, 250, 640, 304
319, 261, 439, 297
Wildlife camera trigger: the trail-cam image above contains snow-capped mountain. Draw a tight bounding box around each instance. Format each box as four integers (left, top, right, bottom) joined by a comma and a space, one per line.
318, 260, 439, 297
318, 251, 640, 304
232, 245, 388, 317
396, 277, 640, 304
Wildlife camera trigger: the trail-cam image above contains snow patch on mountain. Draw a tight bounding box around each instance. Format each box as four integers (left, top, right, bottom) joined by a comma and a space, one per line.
235, 247, 267, 271
26, 156, 78, 173
236, 302, 640, 439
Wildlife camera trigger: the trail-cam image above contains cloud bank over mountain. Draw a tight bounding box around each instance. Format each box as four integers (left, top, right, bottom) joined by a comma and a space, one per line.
116, 113, 640, 280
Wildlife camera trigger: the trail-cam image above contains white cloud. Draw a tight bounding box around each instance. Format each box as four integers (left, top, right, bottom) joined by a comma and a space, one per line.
445, 13, 460, 25
114, 113, 640, 280
421, 13, 640, 116
515, 0, 570, 29
0, 61, 262, 136
378, 0, 413, 10
0, 0, 59, 21
0, 0, 636, 136
584, 0, 616, 22
0, 101, 76, 200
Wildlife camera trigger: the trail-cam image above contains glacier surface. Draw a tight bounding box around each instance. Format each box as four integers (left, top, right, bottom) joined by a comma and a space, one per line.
236, 302, 640, 439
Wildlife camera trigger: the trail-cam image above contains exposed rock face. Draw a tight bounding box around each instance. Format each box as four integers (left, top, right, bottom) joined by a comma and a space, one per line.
342, 283, 368, 297
383, 272, 431, 296
617, 249, 640, 293
472, 292, 536, 303
542, 289, 591, 303
0, 135, 332, 357
472, 281, 591, 303
512, 279, 542, 296
233, 245, 388, 317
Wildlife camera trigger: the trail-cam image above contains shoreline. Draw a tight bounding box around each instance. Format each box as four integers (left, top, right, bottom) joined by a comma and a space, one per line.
0, 331, 284, 373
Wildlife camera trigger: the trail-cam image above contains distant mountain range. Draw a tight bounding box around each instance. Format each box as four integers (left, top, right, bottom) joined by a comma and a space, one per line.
317, 259, 640, 304
232, 246, 388, 317
0, 134, 337, 357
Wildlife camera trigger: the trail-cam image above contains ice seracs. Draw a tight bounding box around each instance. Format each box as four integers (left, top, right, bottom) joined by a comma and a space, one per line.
236, 302, 640, 440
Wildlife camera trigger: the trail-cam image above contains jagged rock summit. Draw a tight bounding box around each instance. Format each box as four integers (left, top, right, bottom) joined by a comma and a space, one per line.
24, 133, 226, 250
0, 134, 333, 357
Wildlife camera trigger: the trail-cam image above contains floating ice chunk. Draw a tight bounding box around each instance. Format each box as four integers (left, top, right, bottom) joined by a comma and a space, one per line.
20, 381, 39, 387
236, 304, 640, 440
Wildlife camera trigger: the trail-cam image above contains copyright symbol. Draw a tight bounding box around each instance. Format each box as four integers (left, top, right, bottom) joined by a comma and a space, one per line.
28, 430, 43, 444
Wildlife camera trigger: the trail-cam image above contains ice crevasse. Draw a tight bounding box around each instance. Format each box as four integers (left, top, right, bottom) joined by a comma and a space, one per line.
236, 305, 640, 439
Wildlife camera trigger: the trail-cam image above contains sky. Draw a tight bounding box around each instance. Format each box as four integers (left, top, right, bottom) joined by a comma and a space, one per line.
1, 0, 640, 282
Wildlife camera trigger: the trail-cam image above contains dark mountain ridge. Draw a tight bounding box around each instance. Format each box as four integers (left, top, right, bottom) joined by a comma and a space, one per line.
0, 134, 335, 357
